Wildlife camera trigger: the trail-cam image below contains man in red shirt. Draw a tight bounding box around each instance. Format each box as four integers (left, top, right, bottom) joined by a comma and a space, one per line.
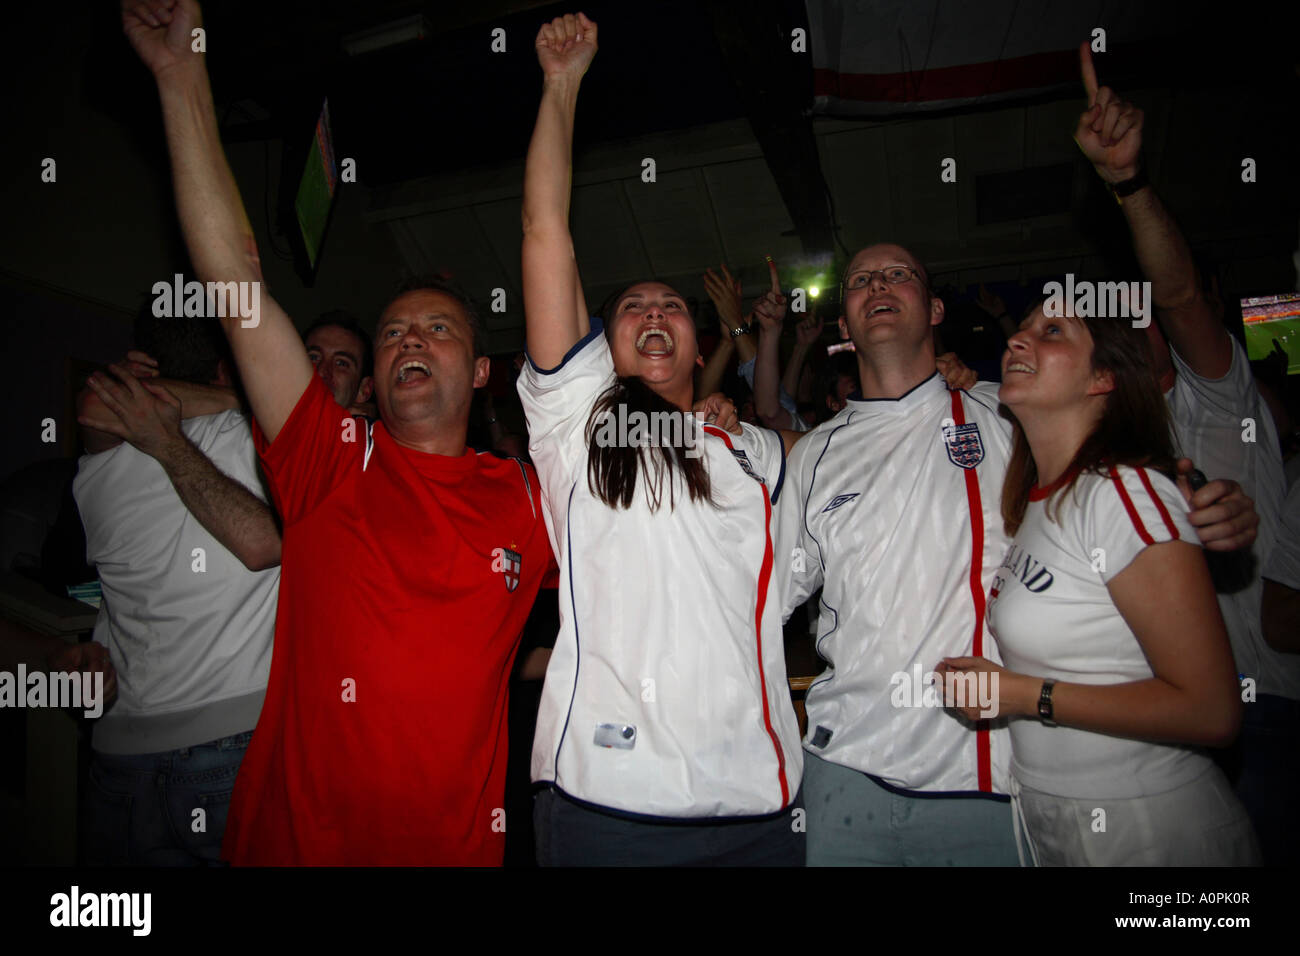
123, 0, 556, 864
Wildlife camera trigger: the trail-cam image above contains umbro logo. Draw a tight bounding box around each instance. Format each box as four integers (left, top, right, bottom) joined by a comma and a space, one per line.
822, 493, 859, 513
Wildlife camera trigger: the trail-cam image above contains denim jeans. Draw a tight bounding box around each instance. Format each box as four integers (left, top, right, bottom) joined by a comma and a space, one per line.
803, 751, 1020, 866
81, 731, 252, 866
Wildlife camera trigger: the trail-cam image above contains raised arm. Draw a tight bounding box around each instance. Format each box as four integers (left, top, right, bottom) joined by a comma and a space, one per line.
1075, 42, 1231, 379
752, 258, 790, 426
783, 314, 821, 402
521, 13, 597, 370
703, 265, 757, 364
118, 350, 242, 417
79, 366, 281, 571
695, 334, 734, 400
123, 0, 311, 441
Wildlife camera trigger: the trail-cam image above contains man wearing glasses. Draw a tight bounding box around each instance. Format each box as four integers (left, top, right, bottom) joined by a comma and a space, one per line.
774, 243, 1022, 865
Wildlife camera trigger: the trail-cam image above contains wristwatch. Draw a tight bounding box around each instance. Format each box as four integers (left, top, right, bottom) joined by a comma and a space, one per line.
1107, 167, 1148, 204
1037, 679, 1058, 727
730, 324, 754, 338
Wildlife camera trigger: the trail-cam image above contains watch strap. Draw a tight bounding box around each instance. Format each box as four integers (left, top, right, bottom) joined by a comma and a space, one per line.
1038, 678, 1058, 727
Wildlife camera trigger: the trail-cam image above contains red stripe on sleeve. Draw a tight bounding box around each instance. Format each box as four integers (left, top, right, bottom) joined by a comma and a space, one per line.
1108, 465, 1155, 546
1135, 467, 1180, 540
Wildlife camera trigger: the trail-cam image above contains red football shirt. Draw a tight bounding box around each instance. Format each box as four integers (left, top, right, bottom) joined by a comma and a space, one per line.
223, 376, 556, 865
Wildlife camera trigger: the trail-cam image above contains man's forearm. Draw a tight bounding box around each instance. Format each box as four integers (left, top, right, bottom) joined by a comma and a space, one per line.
1121, 186, 1200, 308
782, 342, 812, 399
753, 327, 783, 421
1120, 185, 1230, 375
159, 380, 240, 417
156, 436, 280, 571
156, 66, 261, 291
152, 57, 311, 441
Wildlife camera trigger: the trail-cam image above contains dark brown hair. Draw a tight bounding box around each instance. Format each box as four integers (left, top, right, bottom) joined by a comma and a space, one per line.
585, 284, 713, 512
386, 274, 487, 357
1001, 300, 1178, 535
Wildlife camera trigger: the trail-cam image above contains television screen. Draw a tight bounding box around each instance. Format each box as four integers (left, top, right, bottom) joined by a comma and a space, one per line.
293, 99, 338, 271
1242, 292, 1300, 374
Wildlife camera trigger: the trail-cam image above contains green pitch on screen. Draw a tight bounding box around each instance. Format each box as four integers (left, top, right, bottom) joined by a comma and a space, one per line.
1245, 318, 1300, 375
295, 138, 334, 269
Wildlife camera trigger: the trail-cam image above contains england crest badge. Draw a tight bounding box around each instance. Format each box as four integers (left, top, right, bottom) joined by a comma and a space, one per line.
493, 547, 522, 592
729, 448, 765, 485
941, 421, 984, 469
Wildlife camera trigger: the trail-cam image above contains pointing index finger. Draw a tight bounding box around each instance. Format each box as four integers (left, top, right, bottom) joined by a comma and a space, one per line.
1079, 41, 1099, 104
765, 255, 781, 294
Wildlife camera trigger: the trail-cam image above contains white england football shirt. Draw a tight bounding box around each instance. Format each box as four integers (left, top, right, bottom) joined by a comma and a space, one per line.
776, 374, 1012, 794
1165, 339, 1298, 701
517, 324, 802, 817
988, 465, 1217, 798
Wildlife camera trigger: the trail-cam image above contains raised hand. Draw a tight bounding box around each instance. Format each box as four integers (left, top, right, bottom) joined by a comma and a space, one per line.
703, 265, 745, 331
751, 257, 788, 333
974, 283, 1006, 319
1074, 42, 1143, 183
794, 314, 823, 348
122, 0, 202, 80
121, 349, 161, 379
79, 365, 185, 461
535, 12, 598, 78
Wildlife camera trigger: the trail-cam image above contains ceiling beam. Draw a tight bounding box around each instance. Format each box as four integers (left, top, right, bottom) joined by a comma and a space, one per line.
704, 0, 835, 255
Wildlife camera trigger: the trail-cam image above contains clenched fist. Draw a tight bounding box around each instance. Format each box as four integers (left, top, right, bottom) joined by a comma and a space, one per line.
535, 12, 598, 79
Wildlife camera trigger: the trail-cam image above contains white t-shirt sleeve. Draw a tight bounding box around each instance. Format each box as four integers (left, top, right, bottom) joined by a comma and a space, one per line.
1169, 336, 1257, 421
734, 422, 787, 505
1264, 479, 1300, 590
187, 411, 270, 504
1075, 466, 1199, 584
517, 324, 613, 477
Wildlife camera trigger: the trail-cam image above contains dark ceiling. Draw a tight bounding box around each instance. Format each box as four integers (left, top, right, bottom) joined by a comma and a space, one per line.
81, 0, 774, 186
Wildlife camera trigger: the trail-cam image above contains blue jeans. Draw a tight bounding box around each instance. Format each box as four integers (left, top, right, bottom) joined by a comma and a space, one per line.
803, 751, 1020, 866
81, 731, 252, 866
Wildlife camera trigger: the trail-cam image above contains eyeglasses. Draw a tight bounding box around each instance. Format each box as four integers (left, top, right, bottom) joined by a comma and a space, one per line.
841, 266, 922, 290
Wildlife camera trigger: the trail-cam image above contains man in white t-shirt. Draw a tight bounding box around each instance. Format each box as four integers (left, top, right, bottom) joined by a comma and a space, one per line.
1074, 48, 1298, 864
74, 314, 281, 865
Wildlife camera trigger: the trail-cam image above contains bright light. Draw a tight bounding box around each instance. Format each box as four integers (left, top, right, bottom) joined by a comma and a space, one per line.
809, 286, 820, 298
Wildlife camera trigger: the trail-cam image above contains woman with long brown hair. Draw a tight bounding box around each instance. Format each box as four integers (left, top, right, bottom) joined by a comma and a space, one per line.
938, 300, 1260, 865
515, 13, 804, 865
